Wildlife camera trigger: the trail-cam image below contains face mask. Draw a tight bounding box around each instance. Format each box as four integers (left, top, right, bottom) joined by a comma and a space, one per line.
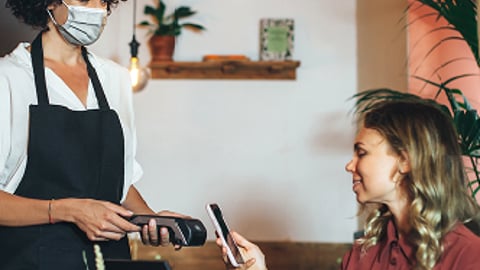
47, 1, 107, 46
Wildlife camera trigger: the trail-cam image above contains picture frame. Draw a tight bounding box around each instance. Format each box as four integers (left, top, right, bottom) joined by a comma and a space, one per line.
259, 18, 294, 61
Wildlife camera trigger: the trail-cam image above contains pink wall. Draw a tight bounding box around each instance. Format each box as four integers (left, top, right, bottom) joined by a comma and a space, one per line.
407, 0, 480, 108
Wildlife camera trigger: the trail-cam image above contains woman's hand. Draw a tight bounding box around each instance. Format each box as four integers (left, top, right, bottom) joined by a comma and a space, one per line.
140, 210, 190, 248
55, 198, 140, 241
216, 231, 267, 270
120, 186, 190, 248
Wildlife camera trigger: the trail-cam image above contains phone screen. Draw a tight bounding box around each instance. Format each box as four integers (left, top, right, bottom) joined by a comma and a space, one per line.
207, 204, 244, 265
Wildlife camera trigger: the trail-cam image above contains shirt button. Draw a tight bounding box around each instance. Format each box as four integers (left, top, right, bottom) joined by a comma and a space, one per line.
390, 258, 397, 265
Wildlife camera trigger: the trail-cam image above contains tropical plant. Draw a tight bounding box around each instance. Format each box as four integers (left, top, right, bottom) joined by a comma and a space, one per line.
412, 0, 478, 65
354, 0, 480, 198
139, 0, 205, 36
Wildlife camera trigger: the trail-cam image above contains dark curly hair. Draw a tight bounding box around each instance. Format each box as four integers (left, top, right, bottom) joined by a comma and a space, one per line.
6, 0, 127, 29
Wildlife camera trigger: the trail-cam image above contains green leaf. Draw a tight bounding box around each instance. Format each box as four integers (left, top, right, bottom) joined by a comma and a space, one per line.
455, 110, 480, 154
471, 185, 480, 199
138, 21, 151, 26
141, 1, 204, 37
174, 7, 196, 19
415, 0, 479, 65
144, 5, 157, 16
181, 23, 206, 31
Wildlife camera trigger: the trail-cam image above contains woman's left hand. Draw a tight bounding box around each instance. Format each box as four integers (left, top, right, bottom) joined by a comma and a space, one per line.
140, 210, 190, 248
216, 231, 267, 270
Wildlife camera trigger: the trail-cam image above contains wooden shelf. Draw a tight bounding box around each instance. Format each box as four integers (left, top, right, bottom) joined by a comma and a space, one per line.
149, 60, 301, 80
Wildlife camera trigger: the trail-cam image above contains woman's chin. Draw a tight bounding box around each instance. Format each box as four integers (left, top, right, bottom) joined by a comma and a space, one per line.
355, 193, 367, 204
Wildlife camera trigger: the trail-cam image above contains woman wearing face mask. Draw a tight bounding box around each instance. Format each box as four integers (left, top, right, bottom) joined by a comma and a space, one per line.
215, 97, 480, 270
0, 0, 183, 269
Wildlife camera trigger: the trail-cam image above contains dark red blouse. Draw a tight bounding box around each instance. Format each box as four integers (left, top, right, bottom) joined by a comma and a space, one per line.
341, 219, 480, 269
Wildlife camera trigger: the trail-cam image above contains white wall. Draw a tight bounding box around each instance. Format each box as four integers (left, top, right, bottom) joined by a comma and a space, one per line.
0, 0, 407, 243
92, 0, 359, 243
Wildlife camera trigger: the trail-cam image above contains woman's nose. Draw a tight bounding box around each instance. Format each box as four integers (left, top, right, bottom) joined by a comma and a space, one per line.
345, 159, 354, 173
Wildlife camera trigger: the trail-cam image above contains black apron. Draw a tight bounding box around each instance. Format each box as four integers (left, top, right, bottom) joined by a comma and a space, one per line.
0, 34, 131, 270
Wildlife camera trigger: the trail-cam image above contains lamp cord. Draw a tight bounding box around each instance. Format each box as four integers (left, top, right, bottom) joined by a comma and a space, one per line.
133, 0, 137, 36
129, 0, 140, 58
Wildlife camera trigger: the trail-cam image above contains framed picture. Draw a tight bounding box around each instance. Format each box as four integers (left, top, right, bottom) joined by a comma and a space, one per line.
259, 18, 294, 61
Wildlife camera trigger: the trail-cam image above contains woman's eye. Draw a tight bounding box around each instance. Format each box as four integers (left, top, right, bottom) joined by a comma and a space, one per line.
357, 150, 366, 157
75, 0, 107, 5
72, 0, 90, 5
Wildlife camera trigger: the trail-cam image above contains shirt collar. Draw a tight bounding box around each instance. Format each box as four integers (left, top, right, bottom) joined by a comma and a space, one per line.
377, 217, 416, 265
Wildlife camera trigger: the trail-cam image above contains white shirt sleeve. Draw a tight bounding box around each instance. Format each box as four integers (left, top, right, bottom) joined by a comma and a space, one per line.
116, 62, 144, 201
0, 75, 12, 188
0, 44, 35, 193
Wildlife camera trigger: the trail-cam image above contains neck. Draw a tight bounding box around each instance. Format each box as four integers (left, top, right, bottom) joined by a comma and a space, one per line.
41, 26, 83, 66
387, 198, 411, 237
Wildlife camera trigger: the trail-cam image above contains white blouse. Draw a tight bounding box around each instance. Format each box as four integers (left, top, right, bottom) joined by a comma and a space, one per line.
0, 43, 143, 202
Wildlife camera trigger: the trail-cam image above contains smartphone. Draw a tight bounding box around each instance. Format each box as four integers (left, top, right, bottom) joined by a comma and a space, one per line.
206, 203, 245, 267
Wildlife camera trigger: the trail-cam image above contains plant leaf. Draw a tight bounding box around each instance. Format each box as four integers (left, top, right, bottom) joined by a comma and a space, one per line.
180, 23, 206, 31
142, 1, 204, 37
174, 7, 196, 19
415, 0, 479, 65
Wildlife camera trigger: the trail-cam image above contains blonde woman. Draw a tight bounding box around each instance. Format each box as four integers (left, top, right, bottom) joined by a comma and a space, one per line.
342, 98, 480, 269
217, 98, 480, 270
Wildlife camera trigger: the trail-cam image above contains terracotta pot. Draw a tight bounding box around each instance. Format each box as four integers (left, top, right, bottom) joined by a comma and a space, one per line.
149, 35, 175, 62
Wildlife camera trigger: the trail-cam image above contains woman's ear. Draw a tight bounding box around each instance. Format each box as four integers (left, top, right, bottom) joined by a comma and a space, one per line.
47, 1, 62, 11
398, 151, 411, 174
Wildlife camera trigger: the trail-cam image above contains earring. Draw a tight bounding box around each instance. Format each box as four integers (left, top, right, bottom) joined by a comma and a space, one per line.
397, 162, 406, 175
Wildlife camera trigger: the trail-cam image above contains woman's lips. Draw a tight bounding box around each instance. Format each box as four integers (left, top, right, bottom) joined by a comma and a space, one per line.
352, 180, 362, 191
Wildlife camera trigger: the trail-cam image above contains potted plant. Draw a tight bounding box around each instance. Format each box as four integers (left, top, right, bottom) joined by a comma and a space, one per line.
139, 0, 205, 62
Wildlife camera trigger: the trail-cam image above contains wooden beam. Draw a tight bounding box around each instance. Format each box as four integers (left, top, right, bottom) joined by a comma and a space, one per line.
149, 61, 301, 80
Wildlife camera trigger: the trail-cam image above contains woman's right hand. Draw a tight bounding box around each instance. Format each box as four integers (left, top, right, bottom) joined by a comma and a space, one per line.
216, 231, 267, 270
53, 198, 140, 241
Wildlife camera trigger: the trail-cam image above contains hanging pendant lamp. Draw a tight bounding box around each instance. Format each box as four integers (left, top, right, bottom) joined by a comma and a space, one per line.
128, 0, 150, 92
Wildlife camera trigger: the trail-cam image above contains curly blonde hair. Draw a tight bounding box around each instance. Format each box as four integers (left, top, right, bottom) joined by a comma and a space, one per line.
355, 98, 480, 270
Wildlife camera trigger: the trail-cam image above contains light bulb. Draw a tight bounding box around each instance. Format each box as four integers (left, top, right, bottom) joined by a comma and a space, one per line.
129, 57, 150, 92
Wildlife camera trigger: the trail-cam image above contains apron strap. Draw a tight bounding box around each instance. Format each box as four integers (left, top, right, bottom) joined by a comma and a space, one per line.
82, 47, 110, 110
31, 33, 49, 106
30, 33, 111, 110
